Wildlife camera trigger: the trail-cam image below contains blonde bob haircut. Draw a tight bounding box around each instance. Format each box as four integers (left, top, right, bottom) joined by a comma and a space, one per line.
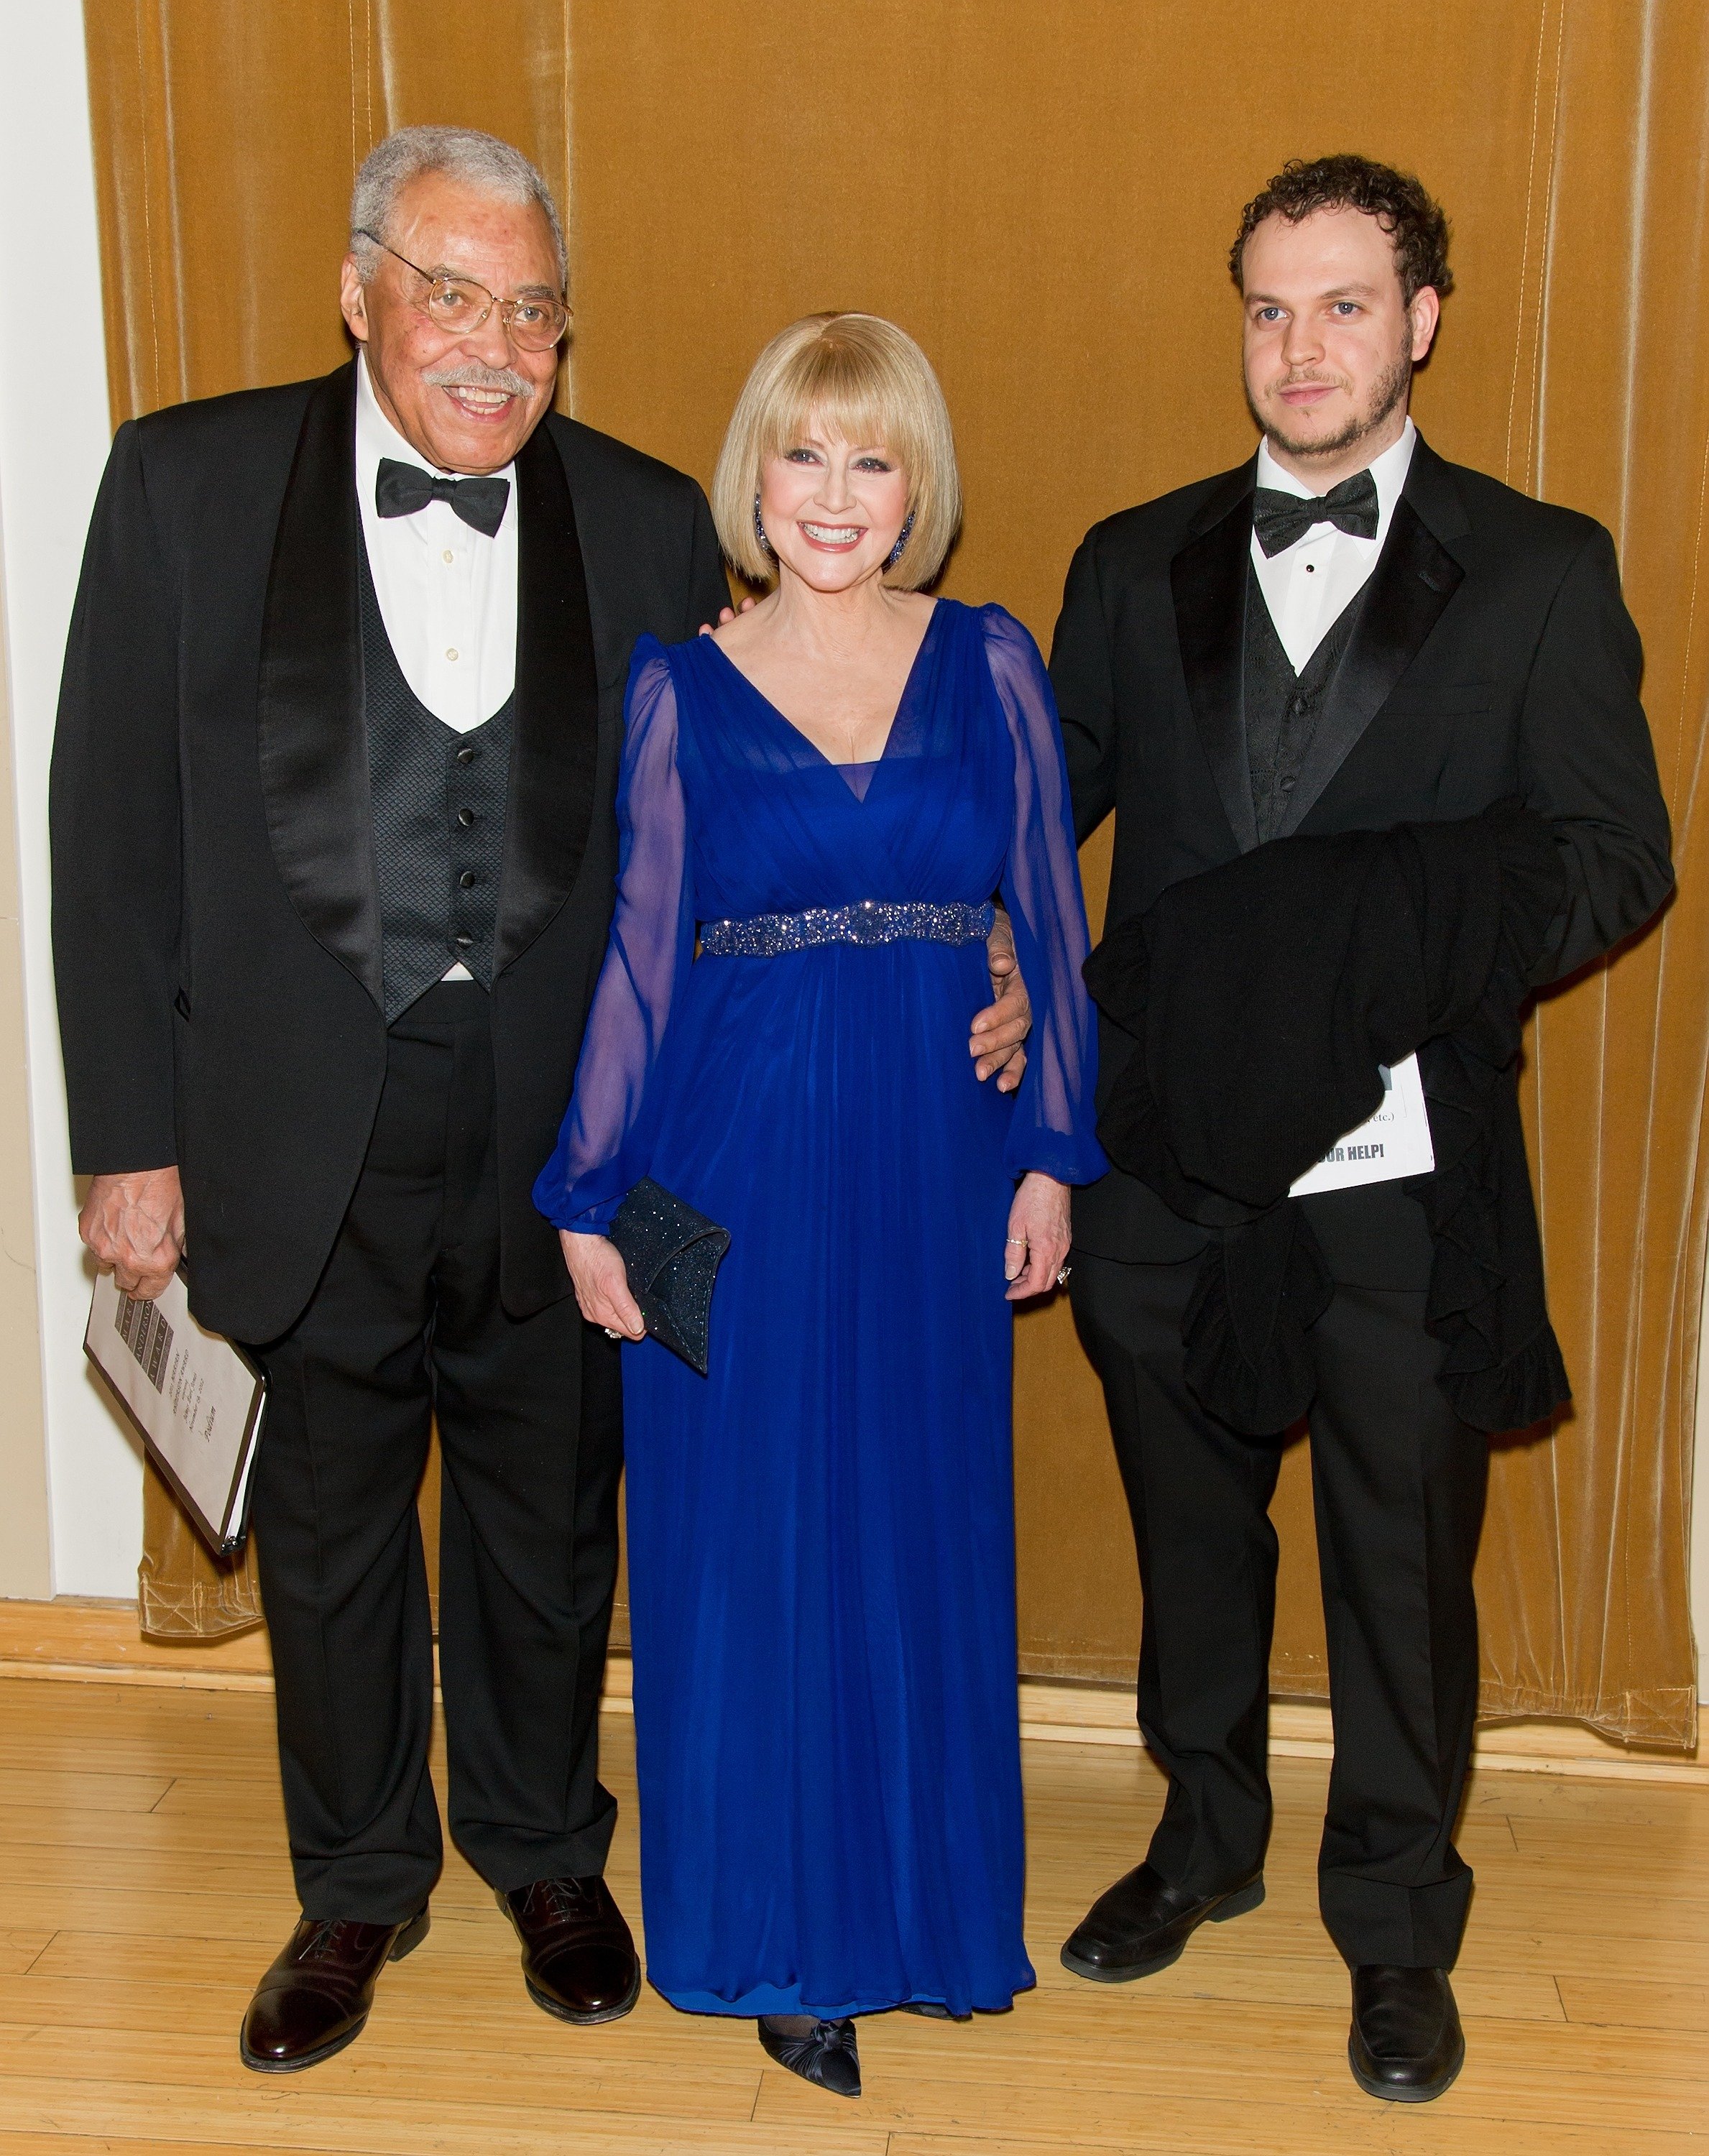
711, 313, 962, 590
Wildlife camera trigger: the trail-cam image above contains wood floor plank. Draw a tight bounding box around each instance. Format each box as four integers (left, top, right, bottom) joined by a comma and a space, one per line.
0, 1929, 52, 1976
0, 2022, 772, 2123
0, 2141, 344, 2156
1, 1673, 1704, 2156
1555, 1975, 1709, 2031
0, 2078, 891, 2155
884, 2125, 1702, 2156
0, 1768, 175, 1815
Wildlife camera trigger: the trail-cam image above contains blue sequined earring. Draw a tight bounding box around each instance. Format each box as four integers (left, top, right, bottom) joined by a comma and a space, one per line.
886, 510, 916, 570
752, 493, 775, 560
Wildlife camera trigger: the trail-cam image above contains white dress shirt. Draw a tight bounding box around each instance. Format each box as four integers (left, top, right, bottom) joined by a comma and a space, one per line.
1250, 418, 1417, 673
354, 354, 518, 733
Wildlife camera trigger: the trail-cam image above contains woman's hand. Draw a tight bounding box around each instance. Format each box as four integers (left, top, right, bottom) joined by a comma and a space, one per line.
1003, 1172, 1072, 1301
560, 1230, 646, 1340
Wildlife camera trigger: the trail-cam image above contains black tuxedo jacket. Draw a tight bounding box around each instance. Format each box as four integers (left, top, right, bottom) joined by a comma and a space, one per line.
1050, 434, 1675, 1266
52, 361, 729, 1342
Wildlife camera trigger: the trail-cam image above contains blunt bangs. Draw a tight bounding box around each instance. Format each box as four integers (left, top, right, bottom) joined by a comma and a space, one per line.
711, 313, 961, 589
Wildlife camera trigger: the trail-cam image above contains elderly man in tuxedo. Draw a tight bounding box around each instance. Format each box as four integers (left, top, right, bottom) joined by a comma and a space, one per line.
50, 122, 1031, 2073
1050, 155, 1672, 2101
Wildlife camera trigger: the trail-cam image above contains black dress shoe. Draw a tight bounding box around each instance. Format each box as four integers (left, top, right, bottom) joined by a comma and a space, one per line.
499, 1876, 641, 2024
1061, 1861, 1263, 1981
239, 1909, 428, 2072
1348, 1966, 1465, 2101
757, 2015, 861, 2098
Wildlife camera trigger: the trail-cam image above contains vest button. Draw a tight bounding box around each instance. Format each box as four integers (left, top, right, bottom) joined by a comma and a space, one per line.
1289, 696, 1308, 718
459, 870, 478, 889
456, 745, 477, 765
457, 807, 476, 827
455, 934, 474, 950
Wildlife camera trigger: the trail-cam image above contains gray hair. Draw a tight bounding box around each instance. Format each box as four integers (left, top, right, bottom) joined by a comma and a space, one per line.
349, 125, 567, 290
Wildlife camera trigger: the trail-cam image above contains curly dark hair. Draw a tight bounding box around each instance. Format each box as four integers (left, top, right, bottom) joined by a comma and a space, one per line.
1229, 154, 1453, 304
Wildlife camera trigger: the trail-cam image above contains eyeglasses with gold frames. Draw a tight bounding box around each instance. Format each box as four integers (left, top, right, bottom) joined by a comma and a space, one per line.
355, 231, 571, 352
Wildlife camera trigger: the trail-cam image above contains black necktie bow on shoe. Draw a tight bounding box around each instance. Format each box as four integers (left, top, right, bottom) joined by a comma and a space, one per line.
1252, 469, 1380, 557
375, 457, 510, 538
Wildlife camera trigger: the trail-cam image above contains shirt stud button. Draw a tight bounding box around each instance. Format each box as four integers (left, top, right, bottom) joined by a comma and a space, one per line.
445, 648, 459, 662
442, 550, 454, 564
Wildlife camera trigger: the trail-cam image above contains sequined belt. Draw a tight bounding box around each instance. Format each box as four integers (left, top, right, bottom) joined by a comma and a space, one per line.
699, 898, 995, 958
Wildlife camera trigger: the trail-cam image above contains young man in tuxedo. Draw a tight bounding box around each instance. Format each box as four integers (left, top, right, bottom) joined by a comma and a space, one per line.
51, 123, 1030, 2073
1049, 155, 1672, 2101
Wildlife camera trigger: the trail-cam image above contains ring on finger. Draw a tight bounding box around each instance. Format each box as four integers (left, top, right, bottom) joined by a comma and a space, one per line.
603, 1327, 622, 1340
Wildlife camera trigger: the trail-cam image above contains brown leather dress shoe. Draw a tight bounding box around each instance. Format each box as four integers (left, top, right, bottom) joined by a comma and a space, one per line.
499, 1876, 641, 2024
239, 1909, 429, 2073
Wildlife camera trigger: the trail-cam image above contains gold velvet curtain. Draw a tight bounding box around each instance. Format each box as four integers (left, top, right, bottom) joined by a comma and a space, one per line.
85, 0, 1704, 1742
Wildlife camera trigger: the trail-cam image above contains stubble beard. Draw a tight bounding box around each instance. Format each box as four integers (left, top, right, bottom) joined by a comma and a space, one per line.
1251, 338, 1414, 468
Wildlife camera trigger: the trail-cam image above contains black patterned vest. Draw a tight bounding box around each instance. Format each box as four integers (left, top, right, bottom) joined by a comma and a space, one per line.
1242, 558, 1365, 846
358, 534, 513, 1022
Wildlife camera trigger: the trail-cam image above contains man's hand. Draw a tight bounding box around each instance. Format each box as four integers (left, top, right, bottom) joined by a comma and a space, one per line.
697, 597, 759, 635
79, 1168, 185, 1301
560, 1229, 646, 1340
972, 908, 1031, 1092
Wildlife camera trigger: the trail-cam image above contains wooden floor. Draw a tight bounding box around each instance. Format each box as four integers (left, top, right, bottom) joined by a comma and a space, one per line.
0, 1677, 1705, 2154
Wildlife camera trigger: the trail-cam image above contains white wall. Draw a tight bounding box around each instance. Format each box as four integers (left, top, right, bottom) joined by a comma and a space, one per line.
1696, 1258, 1709, 1704
0, 0, 141, 1597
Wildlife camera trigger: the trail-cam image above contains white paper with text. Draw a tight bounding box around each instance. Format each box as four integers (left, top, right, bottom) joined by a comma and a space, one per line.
1288, 1051, 1436, 1196
84, 1268, 267, 1554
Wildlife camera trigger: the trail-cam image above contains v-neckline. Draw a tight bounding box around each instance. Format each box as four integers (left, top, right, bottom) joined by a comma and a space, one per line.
703, 599, 942, 801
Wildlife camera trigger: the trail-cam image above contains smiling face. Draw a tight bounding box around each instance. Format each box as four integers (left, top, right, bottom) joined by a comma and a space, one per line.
1239, 204, 1440, 484
339, 168, 563, 475
756, 418, 911, 594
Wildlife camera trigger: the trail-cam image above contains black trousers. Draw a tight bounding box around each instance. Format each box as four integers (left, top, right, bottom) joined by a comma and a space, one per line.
247, 984, 623, 1923
1072, 1247, 1490, 1968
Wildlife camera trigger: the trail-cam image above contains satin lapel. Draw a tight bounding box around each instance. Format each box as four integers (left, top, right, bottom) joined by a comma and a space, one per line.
1278, 480, 1466, 837
1171, 464, 1260, 853
493, 423, 601, 974
256, 362, 382, 1005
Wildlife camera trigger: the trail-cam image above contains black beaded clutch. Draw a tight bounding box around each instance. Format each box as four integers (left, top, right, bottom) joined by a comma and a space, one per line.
608, 1178, 730, 1377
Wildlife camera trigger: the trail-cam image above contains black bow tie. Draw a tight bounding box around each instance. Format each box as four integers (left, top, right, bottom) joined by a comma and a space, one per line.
375, 456, 511, 538
1252, 469, 1380, 558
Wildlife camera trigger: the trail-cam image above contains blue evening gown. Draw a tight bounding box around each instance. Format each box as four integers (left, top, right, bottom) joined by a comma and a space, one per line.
535, 597, 1104, 2019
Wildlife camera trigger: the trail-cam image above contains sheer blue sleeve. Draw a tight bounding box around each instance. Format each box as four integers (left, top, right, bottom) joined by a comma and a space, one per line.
533, 642, 694, 1232
983, 608, 1108, 1186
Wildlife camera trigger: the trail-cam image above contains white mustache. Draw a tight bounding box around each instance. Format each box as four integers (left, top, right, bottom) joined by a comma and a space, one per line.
423, 361, 533, 397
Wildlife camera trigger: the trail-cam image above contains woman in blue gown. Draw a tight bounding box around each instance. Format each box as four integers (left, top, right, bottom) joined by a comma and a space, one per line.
535, 313, 1104, 2097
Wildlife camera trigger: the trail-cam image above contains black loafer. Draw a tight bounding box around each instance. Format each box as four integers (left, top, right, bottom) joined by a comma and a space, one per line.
1061, 1861, 1263, 1981
1348, 1966, 1465, 2102
757, 2015, 861, 2098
